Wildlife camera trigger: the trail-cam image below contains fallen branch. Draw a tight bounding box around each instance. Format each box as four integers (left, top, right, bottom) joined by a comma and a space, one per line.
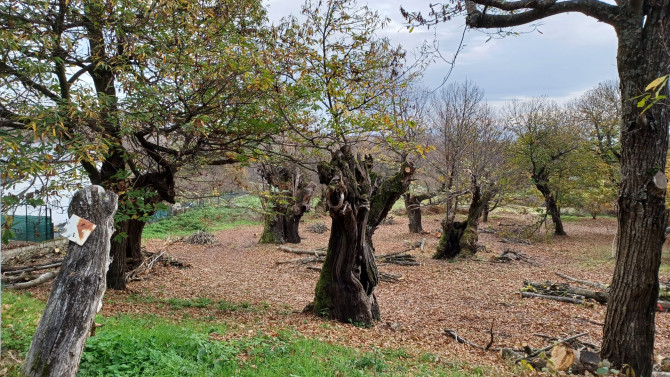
493, 249, 537, 265
555, 272, 609, 291
524, 280, 608, 304
521, 332, 589, 360
3, 260, 64, 274
377, 253, 419, 266
520, 291, 586, 305
6, 271, 57, 290
126, 251, 166, 281
2, 271, 42, 284
278, 246, 326, 257
444, 328, 501, 351
522, 281, 669, 311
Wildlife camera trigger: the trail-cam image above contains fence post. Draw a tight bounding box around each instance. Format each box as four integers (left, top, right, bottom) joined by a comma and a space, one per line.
23, 186, 118, 377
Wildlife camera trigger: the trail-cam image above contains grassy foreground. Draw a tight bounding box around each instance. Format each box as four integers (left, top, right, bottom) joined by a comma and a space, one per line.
1, 291, 489, 377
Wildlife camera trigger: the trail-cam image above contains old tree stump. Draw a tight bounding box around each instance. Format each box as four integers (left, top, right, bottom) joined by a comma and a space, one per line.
23, 186, 118, 377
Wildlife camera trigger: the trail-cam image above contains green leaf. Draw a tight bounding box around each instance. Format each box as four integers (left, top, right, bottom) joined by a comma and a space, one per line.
596, 367, 610, 375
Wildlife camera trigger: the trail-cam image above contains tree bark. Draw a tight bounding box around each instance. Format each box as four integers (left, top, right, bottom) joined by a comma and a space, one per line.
23, 186, 117, 377
259, 164, 316, 244
533, 176, 566, 236
601, 12, 670, 377
457, 0, 669, 374
434, 183, 495, 258
312, 147, 413, 325
126, 219, 145, 261
404, 193, 433, 233
107, 219, 128, 290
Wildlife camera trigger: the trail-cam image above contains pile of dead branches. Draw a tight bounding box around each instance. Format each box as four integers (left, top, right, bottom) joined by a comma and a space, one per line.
306, 223, 329, 234
499, 332, 602, 374
492, 249, 536, 265
519, 273, 670, 311
126, 251, 166, 281
377, 251, 419, 266
444, 326, 600, 374
184, 230, 219, 245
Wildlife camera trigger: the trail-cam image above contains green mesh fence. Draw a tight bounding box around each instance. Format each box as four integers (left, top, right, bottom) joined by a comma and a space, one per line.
4, 214, 55, 243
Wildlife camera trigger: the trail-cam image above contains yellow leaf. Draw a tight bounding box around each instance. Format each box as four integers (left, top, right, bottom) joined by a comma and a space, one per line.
409, 26, 414, 33
645, 75, 668, 92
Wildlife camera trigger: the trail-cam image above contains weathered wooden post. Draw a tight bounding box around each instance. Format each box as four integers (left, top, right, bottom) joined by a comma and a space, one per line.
23, 186, 118, 377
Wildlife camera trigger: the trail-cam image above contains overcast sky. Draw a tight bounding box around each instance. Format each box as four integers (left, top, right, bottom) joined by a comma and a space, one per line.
265, 0, 619, 108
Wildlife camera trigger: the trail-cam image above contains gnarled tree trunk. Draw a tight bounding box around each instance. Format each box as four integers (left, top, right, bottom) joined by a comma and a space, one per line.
312, 146, 413, 325
259, 164, 316, 244
23, 186, 117, 377
434, 183, 495, 259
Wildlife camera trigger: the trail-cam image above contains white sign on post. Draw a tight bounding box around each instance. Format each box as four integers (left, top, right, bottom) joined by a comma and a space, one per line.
62, 215, 96, 246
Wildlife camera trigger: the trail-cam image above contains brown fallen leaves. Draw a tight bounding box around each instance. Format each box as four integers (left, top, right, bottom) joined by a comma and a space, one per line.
26, 213, 670, 376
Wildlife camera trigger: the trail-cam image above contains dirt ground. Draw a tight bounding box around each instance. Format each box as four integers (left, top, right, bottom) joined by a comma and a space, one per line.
30, 212, 670, 375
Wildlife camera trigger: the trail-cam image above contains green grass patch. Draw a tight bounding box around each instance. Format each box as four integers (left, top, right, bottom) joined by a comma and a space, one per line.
577, 245, 616, 269
143, 195, 262, 240
0, 290, 44, 357
77, 316, 489, 377
1, 291, 490, 377
123, 294, 267, 313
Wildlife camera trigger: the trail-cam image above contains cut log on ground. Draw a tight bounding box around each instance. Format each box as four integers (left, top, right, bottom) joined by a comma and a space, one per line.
549, 344, 575, 371
521, 280, 669, 311
521, 291, 587, 305
524, 280, 609, 304
278, 245, 326, 256
2, 271, 42, 284
5, 271, 57, 290
23, 185, 118, 377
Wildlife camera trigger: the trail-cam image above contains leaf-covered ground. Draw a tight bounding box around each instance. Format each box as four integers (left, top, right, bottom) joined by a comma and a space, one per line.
27, 212, 670, 375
